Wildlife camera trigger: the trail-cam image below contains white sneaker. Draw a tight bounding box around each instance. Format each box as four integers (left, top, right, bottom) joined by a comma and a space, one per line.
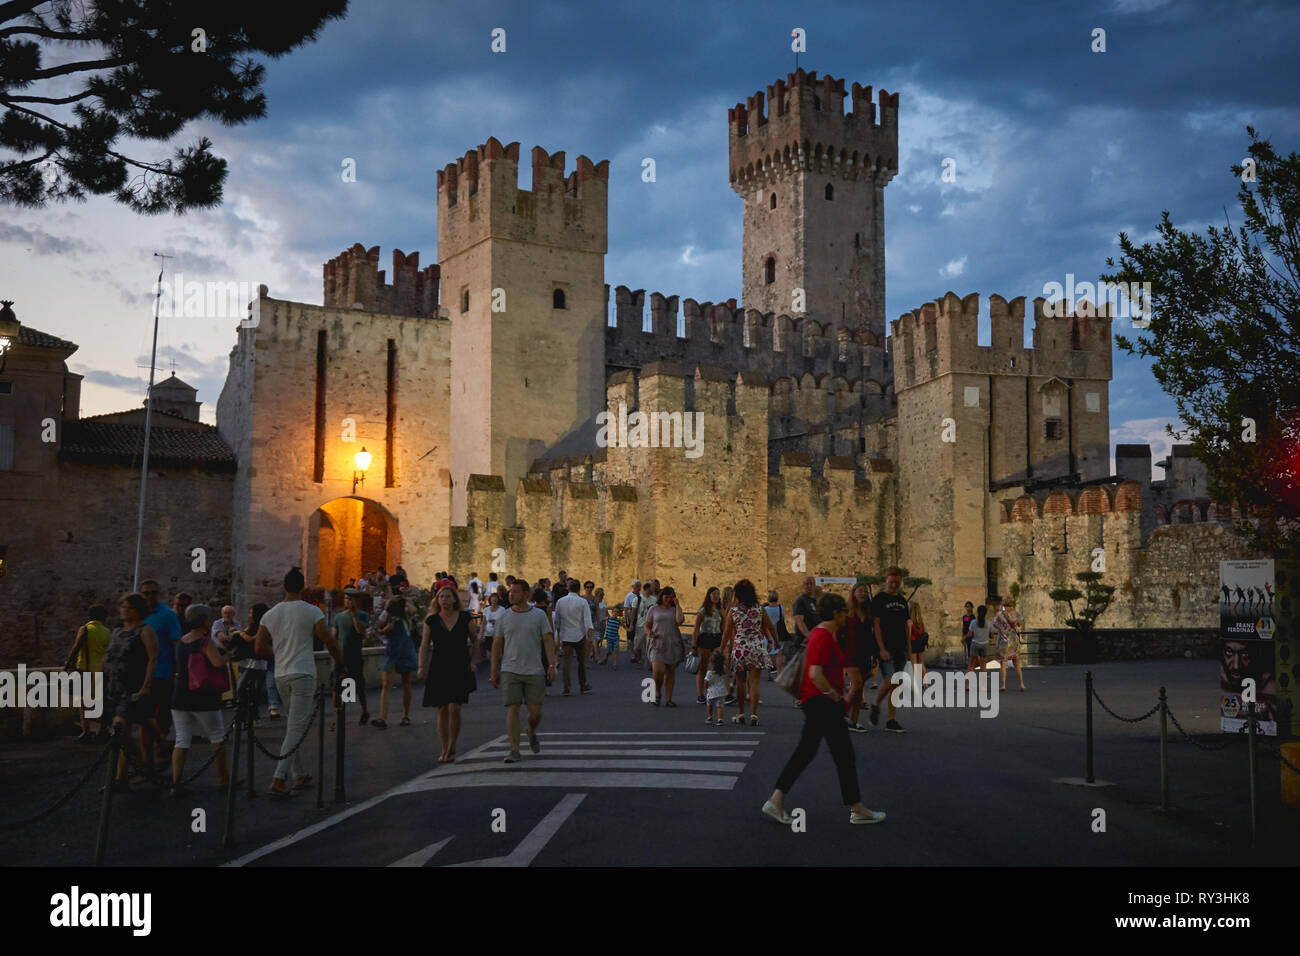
850, 809, 886, 825
762, 801, 793, 825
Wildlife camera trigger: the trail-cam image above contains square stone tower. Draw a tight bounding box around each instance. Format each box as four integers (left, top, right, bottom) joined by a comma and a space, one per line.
438, 138, 610, 524
729, 70, 898, 337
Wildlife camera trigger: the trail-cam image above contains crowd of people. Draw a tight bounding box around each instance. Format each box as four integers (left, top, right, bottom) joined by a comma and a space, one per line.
65, 562, 1025, 820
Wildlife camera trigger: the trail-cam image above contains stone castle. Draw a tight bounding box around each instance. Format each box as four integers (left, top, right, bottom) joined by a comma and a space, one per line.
0, 69, 1252, 664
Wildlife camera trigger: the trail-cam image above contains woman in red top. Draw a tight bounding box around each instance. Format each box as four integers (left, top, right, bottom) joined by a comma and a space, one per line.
762, 594, 886, 827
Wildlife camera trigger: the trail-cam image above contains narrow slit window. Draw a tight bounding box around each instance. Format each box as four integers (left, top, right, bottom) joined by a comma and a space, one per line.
313, 329, 326, 483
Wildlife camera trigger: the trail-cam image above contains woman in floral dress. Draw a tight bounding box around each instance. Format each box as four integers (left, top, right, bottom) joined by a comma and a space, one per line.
720, 579, 778, 726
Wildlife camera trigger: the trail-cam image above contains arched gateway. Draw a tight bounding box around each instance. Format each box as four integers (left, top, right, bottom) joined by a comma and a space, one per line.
306, 497, 402, 590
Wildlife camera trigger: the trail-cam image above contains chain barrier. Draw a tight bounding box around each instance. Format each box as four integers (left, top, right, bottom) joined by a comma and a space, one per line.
1260, 738, 1300, 775
1090, 683, 1160, 723
123, 689, 246, 789
247, 685, 327, 762
0, 734, 117, 830
1164, 703, 1238, 751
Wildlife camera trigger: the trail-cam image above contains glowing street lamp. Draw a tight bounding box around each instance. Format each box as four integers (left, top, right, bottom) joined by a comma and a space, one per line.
0, 300, 19, 375
352, 446, 372, 494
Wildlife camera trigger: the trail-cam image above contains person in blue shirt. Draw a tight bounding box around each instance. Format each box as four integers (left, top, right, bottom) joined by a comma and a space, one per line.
139, 579, 182, 766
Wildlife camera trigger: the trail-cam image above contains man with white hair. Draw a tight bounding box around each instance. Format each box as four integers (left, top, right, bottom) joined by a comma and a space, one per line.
211, 605, 241, 647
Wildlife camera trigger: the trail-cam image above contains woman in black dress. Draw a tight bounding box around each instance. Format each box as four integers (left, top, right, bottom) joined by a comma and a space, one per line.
102, 592, 159, 788
419, 585, 478, 764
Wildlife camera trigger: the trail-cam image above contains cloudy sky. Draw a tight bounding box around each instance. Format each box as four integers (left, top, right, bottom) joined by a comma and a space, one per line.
3, 0, 1297, 476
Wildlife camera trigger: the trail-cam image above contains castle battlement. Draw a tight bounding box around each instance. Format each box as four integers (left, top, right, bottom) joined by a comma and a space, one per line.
729, 70, 899, 191
436, 136, 609, 260
890, 292, 1112, 390
322, 243, 439, 317
605, 283, 892, 386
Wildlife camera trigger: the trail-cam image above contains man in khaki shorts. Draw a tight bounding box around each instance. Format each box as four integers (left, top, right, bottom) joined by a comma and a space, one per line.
490, 579, 558, 763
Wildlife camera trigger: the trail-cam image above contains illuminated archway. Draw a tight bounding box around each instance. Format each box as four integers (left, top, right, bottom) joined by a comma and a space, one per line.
306, 497, 401, 590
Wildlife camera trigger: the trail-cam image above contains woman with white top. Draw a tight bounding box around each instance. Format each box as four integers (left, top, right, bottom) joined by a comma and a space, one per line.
481, 592, 504, 660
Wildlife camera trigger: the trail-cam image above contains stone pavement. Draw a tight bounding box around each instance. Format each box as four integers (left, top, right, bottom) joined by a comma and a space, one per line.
0, 657, 1295, 866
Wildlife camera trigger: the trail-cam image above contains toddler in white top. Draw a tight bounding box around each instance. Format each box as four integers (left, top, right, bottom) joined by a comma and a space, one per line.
705, 651, 728, 726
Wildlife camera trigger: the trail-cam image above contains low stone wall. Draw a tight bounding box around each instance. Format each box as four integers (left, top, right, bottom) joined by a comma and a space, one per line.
1028, 628, 1220, 664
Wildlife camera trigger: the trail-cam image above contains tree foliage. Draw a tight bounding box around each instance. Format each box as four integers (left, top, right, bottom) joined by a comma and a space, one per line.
1049, 571, 1115, 634
858, 568, 931, 603
1101, 129, 1300, 557
0, 0, 348, 213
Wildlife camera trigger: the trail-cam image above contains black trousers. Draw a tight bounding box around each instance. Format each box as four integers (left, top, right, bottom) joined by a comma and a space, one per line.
561, 640, 588, 691
774, 694, 861, 805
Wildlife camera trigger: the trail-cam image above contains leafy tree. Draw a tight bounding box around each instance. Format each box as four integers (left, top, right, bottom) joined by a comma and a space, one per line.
1, 0, 348, 213
1049, 571, 1115, 635
1101, 129, 1300, 558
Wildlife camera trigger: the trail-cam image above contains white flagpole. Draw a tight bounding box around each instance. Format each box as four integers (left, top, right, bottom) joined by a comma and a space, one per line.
132, 253, 171, 592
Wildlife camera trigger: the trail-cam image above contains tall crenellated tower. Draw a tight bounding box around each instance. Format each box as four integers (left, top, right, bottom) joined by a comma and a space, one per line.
438, 137, 610, 524
729, 70, 898, 338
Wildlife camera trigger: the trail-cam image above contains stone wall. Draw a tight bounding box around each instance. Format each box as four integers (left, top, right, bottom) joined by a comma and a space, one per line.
0, 459, 233, 666
999, 482, 1257, 632
1026, 627, 1221, 663
217, 292, 453, 617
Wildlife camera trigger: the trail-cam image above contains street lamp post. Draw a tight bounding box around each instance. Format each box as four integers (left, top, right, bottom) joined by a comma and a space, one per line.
352, 447, 371, 494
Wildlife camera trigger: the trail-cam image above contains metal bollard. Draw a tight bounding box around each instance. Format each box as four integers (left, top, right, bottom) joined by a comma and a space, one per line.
316, 689, 326, 809
222, 702, 243, 848
245, 696, 255, 799
1247, 702, 1257, 847
1159, 686, 1168, 811
1085, 670, 1095, 784
334, 680, 347, 804
93, 731, 123, 866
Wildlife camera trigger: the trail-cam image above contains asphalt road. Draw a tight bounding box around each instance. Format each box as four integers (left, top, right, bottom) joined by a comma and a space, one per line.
1, 656, 1296, 866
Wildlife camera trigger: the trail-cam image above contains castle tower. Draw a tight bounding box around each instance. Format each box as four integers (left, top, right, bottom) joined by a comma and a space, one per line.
729, 70, 898, 338
438, 138, 610, 524
891, 292, 1113, 634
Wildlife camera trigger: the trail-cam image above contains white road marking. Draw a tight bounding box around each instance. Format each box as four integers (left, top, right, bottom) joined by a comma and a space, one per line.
426, 758, 749, 774
469, 748, 755, 757
407, 771, 740, 791
447, 793, 586, 867
388, 835, 454, 867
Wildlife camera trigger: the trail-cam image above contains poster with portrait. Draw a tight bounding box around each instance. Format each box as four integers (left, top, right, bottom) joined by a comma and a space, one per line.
1219, 559, 1277, 735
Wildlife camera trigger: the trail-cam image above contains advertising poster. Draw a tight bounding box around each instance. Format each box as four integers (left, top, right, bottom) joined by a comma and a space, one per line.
1219, 559, 1277, 735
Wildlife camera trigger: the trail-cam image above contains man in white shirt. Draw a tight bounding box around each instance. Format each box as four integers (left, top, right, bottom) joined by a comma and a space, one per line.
255, 567, 345, 797
554, 579, 594, 695
624, 580, 641, 661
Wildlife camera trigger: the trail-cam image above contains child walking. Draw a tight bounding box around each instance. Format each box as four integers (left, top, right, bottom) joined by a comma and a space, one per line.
602, 605, 623, 669
705, 651, 728, 725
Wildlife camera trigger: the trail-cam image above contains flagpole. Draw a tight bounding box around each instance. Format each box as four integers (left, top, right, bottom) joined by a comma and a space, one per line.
132, 253, 171, 591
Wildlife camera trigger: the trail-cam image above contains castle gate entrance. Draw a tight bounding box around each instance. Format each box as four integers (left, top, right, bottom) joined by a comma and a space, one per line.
306, 497, 402, 590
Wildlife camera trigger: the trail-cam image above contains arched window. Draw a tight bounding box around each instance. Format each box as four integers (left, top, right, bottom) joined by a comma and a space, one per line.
764, 257, 776, 285
825, 183, 834, 200
553, 289, 566, 310
769, 192, 776, 209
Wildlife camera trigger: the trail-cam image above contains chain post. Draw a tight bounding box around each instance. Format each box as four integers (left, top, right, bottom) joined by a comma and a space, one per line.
1247, 702, 1258, 848
222, 699, 242, 848
1085, 670, 1094, 784
1159, 686, 1169, 812
317, 686, 326, 809
93, 730, 123, 866
334, 678, 347, 804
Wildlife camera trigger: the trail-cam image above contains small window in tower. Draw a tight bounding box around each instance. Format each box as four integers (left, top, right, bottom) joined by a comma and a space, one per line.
859, 437, 866, 453
1045, 418, 1064, 441
553, 289, 566, 310
813, 95, 822, 111
460, 288, 469, 313
854, 233, 860, 249
825, 183, 834, 201
769, 193, 776, 209
764, 257, 776, 285
0, 382, 12, 395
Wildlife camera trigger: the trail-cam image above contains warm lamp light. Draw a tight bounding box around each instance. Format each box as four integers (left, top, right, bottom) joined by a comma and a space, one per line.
352, 446, 371, 494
